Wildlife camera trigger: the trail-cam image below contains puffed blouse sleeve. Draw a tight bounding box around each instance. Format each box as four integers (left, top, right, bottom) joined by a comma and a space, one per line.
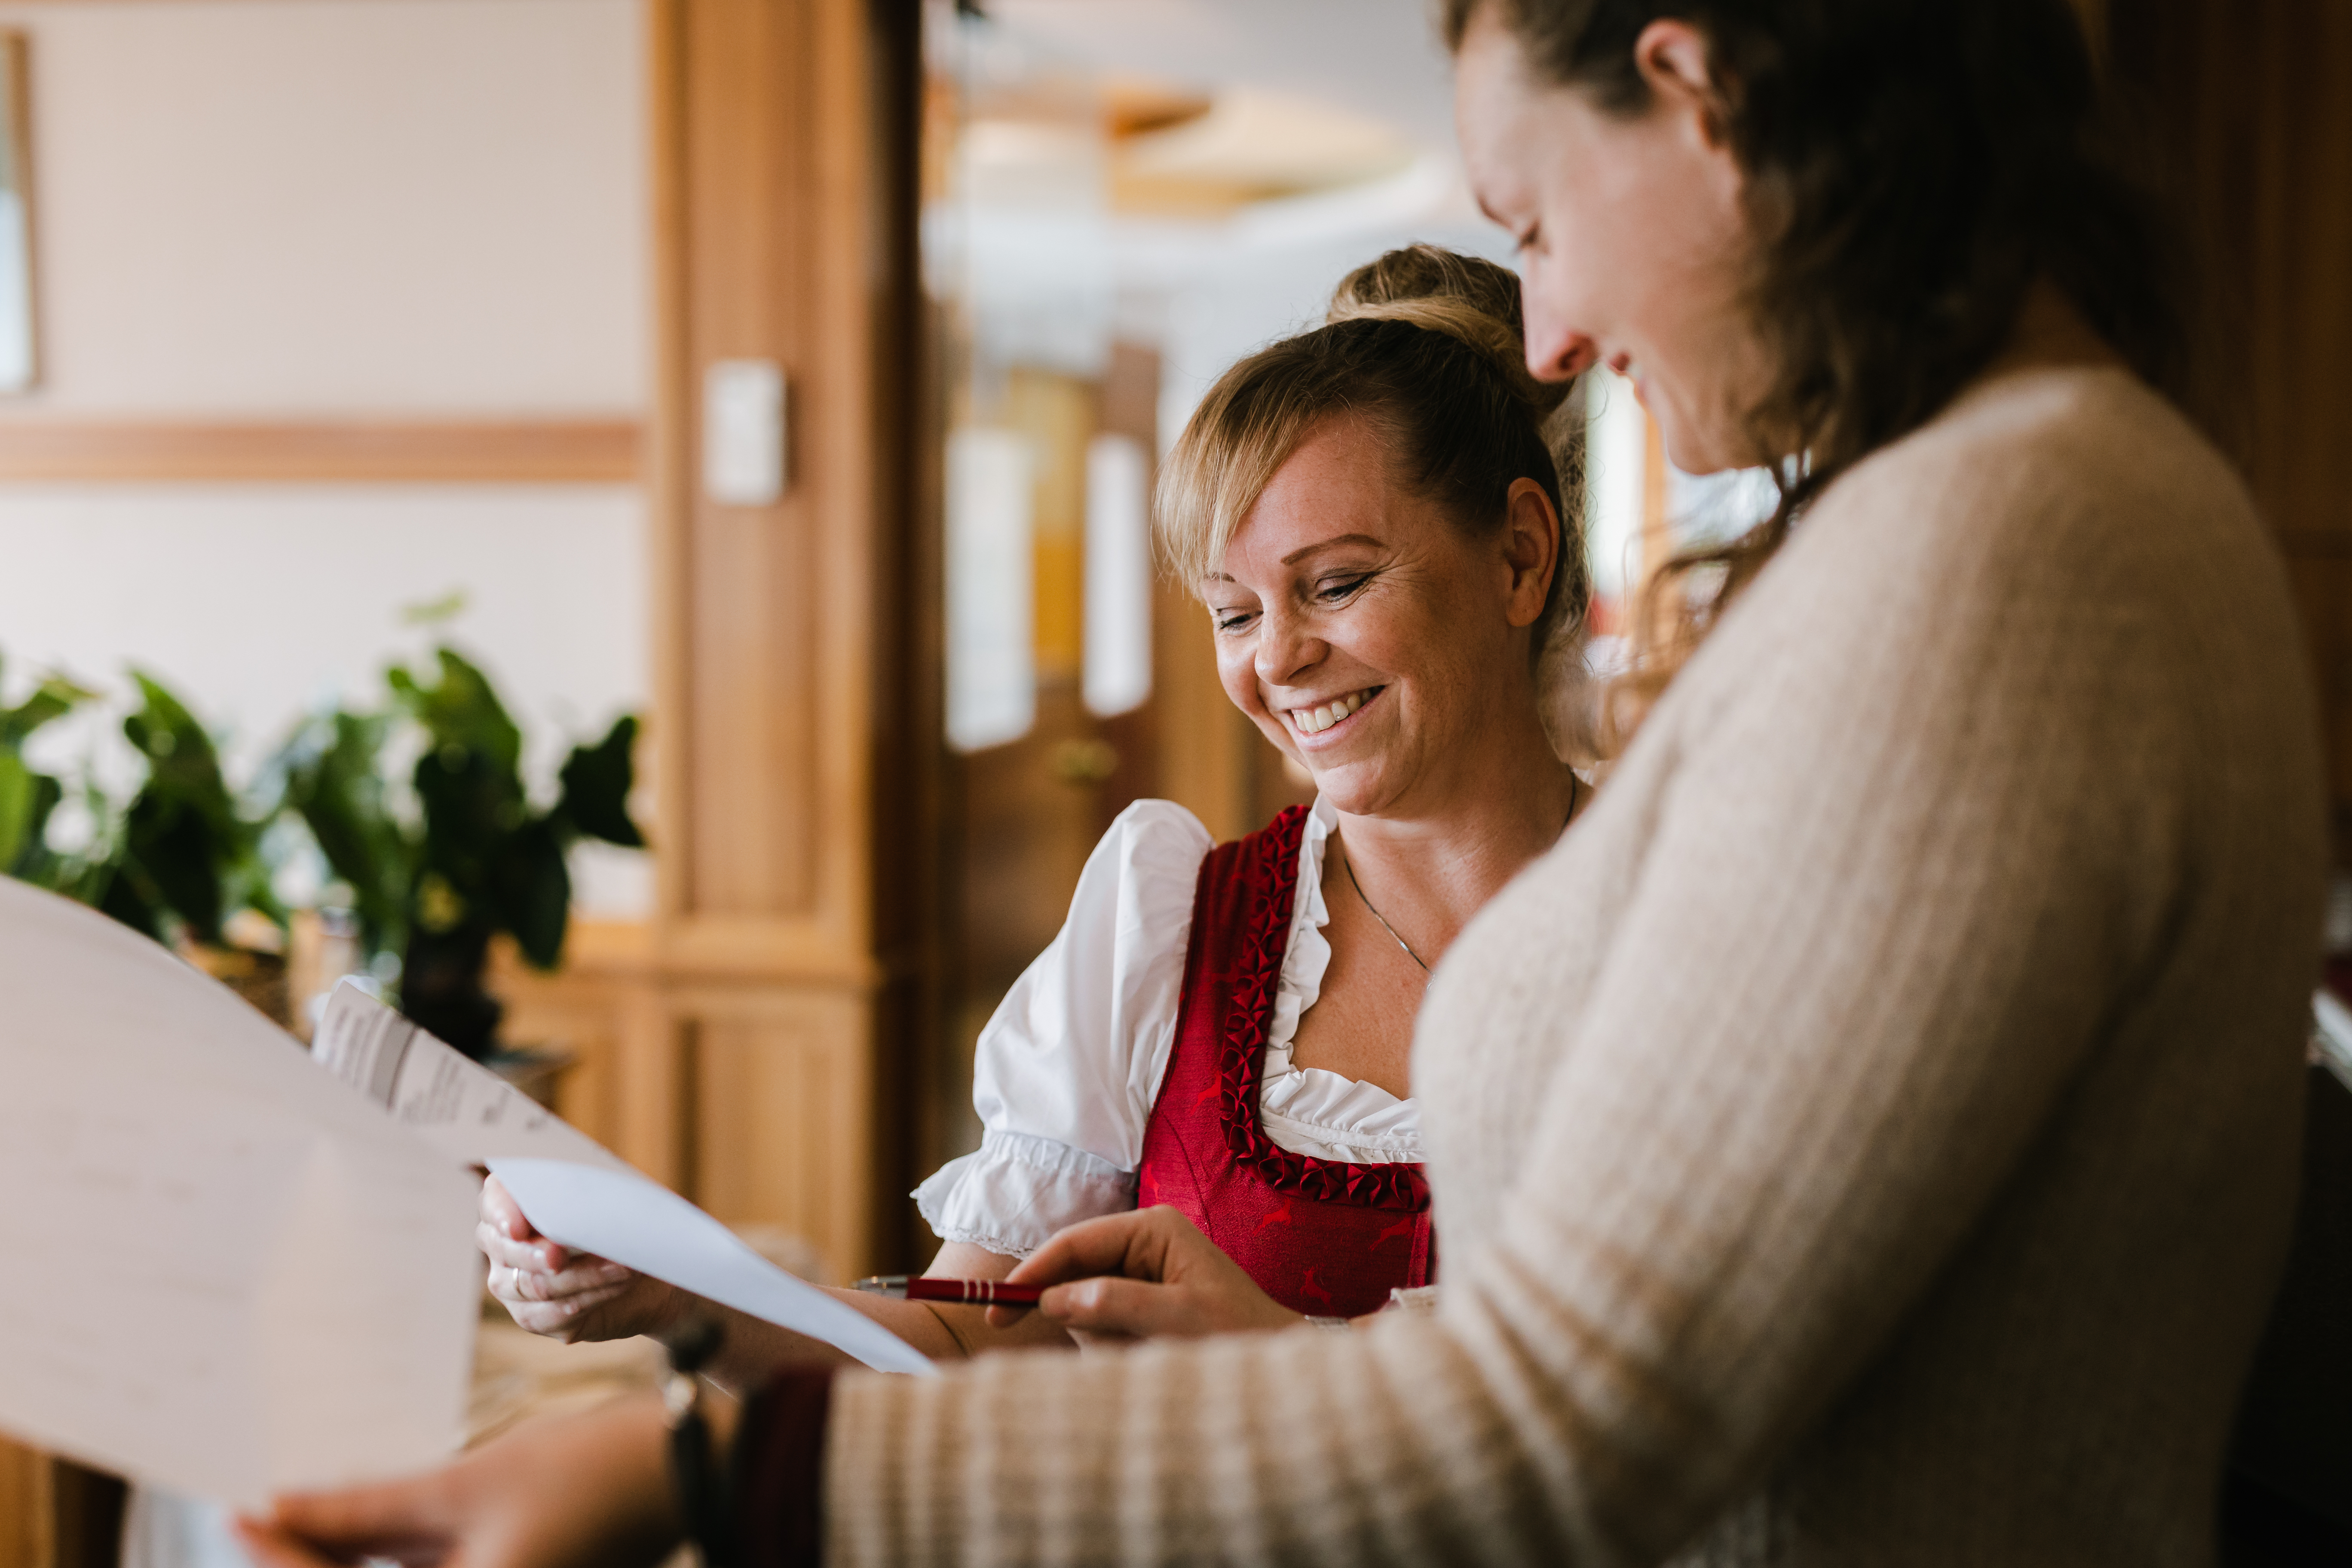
911, 799, 1215, 1258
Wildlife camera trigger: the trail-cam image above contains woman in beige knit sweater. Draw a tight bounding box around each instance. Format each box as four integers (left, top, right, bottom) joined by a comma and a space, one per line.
244, 0, 2326, 1563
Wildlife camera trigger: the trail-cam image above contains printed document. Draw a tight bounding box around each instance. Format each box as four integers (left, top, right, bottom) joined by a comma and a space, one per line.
0, 892, 934, 1512
0, 880, 478, 1508
311, 983, 628, 1172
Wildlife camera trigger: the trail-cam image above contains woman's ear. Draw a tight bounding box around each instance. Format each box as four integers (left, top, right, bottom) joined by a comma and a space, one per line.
1633, 19, 1731, 150
1501, 478, 1560, 630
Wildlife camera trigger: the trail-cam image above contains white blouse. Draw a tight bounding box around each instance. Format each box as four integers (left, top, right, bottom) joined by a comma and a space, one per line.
913, 795, 1424, 1259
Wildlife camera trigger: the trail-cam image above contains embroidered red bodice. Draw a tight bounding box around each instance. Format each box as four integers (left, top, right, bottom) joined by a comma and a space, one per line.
1135, 805, 1433, 1320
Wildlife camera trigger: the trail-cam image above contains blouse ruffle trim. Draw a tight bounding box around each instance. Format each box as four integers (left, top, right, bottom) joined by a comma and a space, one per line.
910, 1129, 1136, 1260
1216, 805, 1431, 1213
1259, 796, 1424, 1158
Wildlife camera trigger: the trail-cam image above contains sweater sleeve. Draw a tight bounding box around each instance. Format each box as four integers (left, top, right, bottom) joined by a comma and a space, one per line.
811, 403, 2235, 1564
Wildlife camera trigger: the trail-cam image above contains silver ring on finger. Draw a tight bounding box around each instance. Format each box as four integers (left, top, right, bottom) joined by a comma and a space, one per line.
509, 1264, 531, 1302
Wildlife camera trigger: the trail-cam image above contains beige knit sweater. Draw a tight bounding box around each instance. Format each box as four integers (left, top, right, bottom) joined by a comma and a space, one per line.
825, 362, 2326, 1565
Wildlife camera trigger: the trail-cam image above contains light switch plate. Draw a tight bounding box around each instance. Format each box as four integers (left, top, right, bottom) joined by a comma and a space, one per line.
702, 359, 786, 506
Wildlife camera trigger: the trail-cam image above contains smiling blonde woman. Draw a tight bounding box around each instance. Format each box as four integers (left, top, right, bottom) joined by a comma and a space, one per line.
909, 242, 1594, 1331
475, 243, 1598, 1369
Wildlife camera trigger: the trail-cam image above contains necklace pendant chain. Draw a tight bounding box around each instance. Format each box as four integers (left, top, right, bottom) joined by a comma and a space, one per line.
1333, 776, 1579, 980
1341, 844, 1428, 973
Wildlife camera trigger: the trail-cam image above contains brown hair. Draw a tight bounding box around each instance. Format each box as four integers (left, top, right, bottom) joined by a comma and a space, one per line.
1155, 244, 1591, 672
1445, 0, 2180, 744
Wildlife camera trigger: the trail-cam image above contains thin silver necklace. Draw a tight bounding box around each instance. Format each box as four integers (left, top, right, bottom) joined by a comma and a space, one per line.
1340, 776, 1580, 975
1341, 845, 1428, 971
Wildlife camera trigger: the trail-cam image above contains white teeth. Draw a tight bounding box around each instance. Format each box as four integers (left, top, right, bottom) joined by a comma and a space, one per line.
1291, 689, 1371, 736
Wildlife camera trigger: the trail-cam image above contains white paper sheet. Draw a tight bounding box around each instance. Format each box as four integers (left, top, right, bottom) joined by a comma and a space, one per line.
0, 879, 479, 1508
316, 986, 933, 1376
487, 1158, 937, 1377
311, 981, 629, 1171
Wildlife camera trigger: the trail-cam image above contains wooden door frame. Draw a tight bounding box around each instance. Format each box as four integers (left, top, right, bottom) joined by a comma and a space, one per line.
504, 0, 934, 1282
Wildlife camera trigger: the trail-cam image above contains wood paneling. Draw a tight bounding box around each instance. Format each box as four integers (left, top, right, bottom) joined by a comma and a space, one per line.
2110, 1, 2352, 836
0, 419, 641, 483
0, 1448, 119, 1568
492, 0, 925, 1281
0, 1439, 48, 1568
634, 0, 922, 1278
690, 990, 875, 1259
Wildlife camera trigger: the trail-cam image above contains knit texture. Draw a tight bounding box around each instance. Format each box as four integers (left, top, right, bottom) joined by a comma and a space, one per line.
823, 364, 2327, 1565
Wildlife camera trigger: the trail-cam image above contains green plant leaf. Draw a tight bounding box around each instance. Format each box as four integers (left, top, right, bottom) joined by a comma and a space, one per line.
495, 815, 571, 970
400, 588, 470, 628
390, 648, 522, 777
554, 714, 644, 848
0, 750, 31, 870
0, 675, 96, 747
281, 707, 414, 957
94, 858, 166, 942
33, 773, 117, 903
124, 672, 238, 830
113, 671, 254, 945
4, 771, 62, 884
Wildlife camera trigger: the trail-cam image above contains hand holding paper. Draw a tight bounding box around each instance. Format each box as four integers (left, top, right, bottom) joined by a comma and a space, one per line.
487, 1158, 937, 1377
318, 982, 937, 1377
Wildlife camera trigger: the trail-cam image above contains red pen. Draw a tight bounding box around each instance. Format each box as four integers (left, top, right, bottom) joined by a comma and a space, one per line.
851, 1274, 1044, 1307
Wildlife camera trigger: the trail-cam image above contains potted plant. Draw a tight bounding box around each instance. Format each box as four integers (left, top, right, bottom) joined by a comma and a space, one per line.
3, 658, 294, 1018
1, 643, 642, 1056
282, 647, 643, 1059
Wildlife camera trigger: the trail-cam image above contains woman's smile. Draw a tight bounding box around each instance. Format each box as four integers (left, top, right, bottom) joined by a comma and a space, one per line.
1281, 684, 1384, 741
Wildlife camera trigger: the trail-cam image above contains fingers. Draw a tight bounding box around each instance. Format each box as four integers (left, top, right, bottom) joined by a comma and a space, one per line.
232, 1520, 358, 1568
1006, 1208, 1181, 1289
252, 1469, 460, 1567
476, 1222, 630, 1299
497, 1253, 635, 1306
494, 1268, 685, 1344
479, 1175, 540, 1242
1036, 1275, 1208, 1340
497, 1277, 630, 1329
480, 1175, 562, 1264
475, 1219, 557, 1276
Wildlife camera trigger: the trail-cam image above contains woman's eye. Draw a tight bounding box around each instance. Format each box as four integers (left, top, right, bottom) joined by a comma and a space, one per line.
1316, 575, 1369, 601
1213, 610, 1255, 633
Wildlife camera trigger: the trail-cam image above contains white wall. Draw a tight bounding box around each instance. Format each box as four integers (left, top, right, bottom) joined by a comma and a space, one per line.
0, 0, 653, 915
0, 0, 647, 414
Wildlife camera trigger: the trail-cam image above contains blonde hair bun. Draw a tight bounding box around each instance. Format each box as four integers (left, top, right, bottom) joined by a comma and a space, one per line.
1326, 244, 1575, 422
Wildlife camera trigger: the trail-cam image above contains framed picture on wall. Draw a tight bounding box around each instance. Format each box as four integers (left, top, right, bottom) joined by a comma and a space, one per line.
0, 31, 35, 392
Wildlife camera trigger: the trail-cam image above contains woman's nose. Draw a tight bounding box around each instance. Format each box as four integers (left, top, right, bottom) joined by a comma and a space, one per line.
1526, 328, 1598, 384
1520, 286, 1599, 383
1254, 606, 1323, 686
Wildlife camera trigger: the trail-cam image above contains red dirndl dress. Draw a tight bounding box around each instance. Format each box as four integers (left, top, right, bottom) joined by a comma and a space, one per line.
1134, 804, 1434, 1320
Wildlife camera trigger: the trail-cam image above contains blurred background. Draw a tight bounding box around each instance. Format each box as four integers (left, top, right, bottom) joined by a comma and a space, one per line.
0, 3, 2348, 1558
